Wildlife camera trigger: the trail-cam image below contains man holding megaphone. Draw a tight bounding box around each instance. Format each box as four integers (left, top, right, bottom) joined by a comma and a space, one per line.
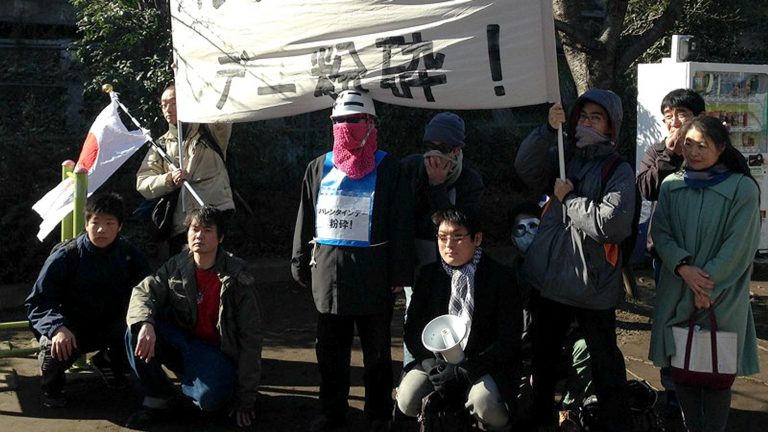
396, 208, 523, 431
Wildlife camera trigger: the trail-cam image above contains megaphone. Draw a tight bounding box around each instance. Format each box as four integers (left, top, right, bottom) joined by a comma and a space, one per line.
421, 314, 468, 364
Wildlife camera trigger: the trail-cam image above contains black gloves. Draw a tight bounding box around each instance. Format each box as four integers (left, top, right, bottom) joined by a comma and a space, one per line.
427, 359, 469, 394
421, 358, 439, 372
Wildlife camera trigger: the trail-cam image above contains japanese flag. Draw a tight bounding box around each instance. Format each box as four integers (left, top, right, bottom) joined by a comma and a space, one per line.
32, 99, 149, 241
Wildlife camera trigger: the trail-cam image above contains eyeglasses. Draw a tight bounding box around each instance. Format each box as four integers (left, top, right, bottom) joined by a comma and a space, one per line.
333, 116, 367, 124
437, 233, 468, 243
578, 113, 606, 124
663, 109, 693, 124
512, 218, 540, 238
425, 141, 456, 154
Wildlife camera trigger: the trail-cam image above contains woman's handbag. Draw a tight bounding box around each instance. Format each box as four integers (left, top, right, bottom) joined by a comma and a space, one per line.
670, 307, 737, 390
149, 189, 180, 241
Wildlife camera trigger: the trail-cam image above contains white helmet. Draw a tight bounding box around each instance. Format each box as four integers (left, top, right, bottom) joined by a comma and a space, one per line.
331, 90, 376, 118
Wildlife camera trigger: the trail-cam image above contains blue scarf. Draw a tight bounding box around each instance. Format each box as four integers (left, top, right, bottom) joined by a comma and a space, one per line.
683, 163, 731, 188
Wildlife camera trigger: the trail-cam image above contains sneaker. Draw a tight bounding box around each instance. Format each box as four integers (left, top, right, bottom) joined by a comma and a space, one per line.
90, 352, 129, 390
42, 392, 67, 408
125, 406, 169, 431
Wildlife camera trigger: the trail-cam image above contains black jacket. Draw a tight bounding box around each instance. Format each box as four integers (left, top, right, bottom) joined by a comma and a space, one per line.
404, 254, 522, 401
636, 140, 684, 252
26, 233, 150, 338
291, 152, 414, 315
399, 154, 484, 240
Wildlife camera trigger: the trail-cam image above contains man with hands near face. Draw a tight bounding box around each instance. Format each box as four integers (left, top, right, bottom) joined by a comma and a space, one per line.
514, 89, 635, 432
399, 112, 484, 368
637, 89, 705, 261
125, 207, 263, 430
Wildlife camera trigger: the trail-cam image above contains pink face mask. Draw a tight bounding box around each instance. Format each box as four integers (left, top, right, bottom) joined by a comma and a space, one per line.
332, 122, 378, 179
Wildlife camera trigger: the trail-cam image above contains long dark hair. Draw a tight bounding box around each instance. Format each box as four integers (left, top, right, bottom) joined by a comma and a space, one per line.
679, 116, 753, 180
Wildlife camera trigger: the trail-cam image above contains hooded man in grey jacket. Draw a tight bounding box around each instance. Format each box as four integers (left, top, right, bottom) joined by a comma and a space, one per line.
514, 88, 634, 432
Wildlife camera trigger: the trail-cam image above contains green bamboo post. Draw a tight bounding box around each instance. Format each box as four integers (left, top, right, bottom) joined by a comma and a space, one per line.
0, 347, 38, 358
70, 166, 89, 369
0, 321, 27, 330
72, 166, 88, 237
60, 160, 75, 241
0, 321, 36, 358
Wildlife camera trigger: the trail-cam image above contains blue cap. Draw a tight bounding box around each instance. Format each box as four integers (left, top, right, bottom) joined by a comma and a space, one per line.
423, 112, 465, 148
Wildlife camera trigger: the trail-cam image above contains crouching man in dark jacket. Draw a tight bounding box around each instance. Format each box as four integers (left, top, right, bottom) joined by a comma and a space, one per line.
396, 208, 522, 431
125, 207, 263, 430
26, 193, 151, 408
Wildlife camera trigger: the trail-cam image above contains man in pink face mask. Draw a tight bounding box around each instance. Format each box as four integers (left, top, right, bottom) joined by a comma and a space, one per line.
291, 90, 414, 432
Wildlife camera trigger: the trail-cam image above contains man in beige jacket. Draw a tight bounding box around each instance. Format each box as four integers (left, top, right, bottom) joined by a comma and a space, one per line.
136, 84, 234, 254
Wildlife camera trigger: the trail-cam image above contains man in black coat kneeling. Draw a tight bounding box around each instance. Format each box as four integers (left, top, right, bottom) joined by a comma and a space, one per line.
395, 208, 523, 431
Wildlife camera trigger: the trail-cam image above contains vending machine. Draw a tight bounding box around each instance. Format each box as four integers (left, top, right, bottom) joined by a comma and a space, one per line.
637, 43, 768, 251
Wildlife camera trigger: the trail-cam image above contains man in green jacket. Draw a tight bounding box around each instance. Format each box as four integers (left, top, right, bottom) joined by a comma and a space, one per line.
125, 207, 263, 430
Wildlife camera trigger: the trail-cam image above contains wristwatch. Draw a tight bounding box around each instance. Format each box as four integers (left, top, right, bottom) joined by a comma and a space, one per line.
674, 256, 691, 276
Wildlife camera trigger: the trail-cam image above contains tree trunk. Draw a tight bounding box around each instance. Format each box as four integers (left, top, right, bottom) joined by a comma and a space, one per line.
552, 0, 685, 95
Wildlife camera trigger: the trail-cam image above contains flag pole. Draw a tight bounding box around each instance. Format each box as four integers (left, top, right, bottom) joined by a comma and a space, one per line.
557, 125, 566, 224
100, 84, 204, 206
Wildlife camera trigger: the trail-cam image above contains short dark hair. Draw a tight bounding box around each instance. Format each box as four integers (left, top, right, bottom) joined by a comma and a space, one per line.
431, 207, 481, 238
661, 89, 705, 116
184, 206, 227, 240
85, 193, 125, 224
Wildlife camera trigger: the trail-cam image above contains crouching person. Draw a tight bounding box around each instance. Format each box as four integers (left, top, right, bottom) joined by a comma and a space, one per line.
125, 207, 263, 430
396, 208, 523, 431
26, 193, 151, 408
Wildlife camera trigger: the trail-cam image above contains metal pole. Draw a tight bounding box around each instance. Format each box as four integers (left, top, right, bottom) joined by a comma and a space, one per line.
60, 160, 75, 241
100, 85, 204, 206
558, 125, 567, 224
177, 120, 186, 210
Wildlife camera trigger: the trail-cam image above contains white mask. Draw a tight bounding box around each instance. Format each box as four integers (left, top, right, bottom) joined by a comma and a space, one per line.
511, 217, 540, 253
513, 233, 536, 253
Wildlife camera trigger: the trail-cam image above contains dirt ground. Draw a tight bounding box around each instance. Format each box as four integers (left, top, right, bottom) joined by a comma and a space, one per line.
1, 263, 768, 431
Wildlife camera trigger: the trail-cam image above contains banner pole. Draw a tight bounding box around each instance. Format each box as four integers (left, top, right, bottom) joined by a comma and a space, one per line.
558, 125, 566, 224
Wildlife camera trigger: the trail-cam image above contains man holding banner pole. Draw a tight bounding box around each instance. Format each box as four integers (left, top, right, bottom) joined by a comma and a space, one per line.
514, 89, 634, 432
136, 83, 234, 255
291, 89, 413, 432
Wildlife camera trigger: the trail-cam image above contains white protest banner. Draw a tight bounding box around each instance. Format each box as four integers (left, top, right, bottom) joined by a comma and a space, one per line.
171, 0, 560, 123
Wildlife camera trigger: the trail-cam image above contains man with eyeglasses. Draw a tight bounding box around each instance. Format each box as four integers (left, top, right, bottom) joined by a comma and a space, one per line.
636, 88, 705, 417
514, 88, 635, 432
291, 89, 413, 432
395, 208, 522, 431
398, 112, 484, 370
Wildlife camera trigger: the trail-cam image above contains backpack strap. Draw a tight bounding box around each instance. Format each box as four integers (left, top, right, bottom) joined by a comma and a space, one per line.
600, 153, 626, 189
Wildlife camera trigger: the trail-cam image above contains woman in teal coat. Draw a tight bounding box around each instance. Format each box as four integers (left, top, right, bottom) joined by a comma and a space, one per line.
649, 116, 760, 432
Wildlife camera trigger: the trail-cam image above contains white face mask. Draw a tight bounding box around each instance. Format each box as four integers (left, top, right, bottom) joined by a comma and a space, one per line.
511, 217, 540, 253
513, 233, 535, 253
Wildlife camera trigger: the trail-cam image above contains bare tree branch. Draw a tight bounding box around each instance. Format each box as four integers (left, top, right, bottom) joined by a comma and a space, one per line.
616, 0, 685, 74
600, 0, 629, 48
554, 19, 602, 52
